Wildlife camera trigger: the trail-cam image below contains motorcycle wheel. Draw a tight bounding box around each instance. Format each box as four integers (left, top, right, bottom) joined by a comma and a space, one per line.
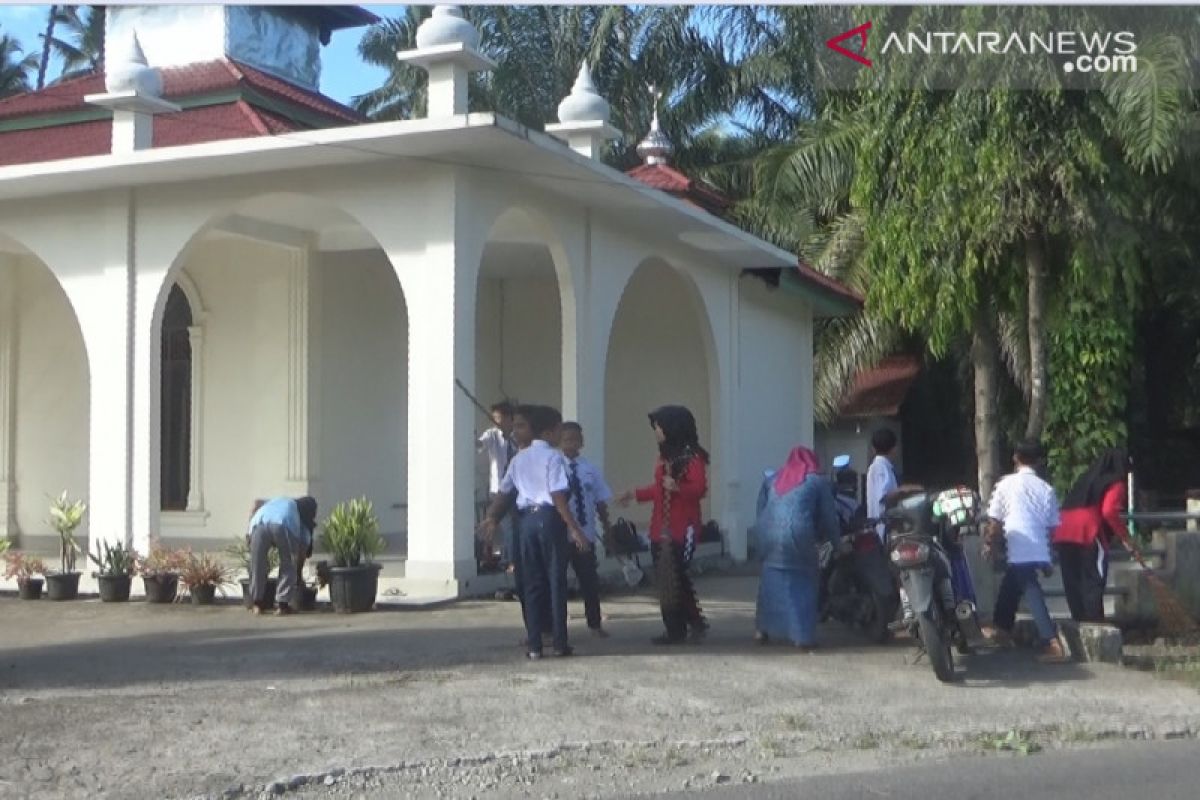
917, 606, 956, 683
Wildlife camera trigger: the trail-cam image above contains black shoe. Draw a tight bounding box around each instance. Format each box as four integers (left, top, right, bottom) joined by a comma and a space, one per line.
553, 646, 574, 658
527, 651, 543, 661
688, 624, 708, 644
651, 635, 686, 646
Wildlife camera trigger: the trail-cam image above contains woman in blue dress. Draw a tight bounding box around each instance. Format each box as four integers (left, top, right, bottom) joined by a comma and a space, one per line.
754, 446, 840, 648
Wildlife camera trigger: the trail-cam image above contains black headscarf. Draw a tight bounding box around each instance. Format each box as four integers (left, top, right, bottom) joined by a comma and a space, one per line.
648, 405, 710, 478
295, 496, 318, 532
1062, 448, 1129, 510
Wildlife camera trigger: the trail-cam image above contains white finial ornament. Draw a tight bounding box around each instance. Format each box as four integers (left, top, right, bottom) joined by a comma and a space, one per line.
556, 61, 611, 124
415, 6, 481, 50
637, 83, 673, 166
105, 32, 162, 97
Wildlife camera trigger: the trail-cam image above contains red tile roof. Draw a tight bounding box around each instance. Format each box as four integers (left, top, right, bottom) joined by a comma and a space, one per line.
0, 59, 364, 167
840, 355, 922, 419
795, 259, 864, 306
626, 162, 731, 216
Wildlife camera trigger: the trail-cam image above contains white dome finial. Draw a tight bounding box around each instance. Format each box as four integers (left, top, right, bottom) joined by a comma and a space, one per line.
637, 83, 673, 166
105, 31, 162, 96
415, 6, 481, 50
556, 61, 611, 124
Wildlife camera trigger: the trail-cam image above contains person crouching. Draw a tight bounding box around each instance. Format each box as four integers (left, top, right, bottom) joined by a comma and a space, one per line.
247, 496, 317, 616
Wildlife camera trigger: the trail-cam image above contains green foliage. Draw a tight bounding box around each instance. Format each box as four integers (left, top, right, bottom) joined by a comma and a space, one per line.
136, 541, 189, 577
0, 33, 37, 98
48, 491, 86, 573
0, 537, 9, 556
319, 497, 386, 568
88, 541, 138, 577
1045, 253, 1136, 494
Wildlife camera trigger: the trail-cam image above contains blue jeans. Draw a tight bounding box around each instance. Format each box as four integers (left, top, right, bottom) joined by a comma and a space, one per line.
517, 506, 570, 653
993, 563, 1057, 645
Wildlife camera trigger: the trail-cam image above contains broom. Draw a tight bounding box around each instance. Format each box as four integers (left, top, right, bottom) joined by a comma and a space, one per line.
1117, 533, 1198, 637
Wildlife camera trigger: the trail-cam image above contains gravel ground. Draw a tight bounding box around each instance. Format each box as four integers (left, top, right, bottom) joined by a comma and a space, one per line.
0, 575, 1196, 800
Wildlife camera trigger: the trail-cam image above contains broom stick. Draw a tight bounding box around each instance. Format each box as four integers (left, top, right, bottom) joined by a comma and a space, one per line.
1115, 529, 1198, 635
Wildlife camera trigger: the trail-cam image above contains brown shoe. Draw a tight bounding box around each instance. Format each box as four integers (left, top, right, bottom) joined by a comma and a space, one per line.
1038, 639, 1069, 663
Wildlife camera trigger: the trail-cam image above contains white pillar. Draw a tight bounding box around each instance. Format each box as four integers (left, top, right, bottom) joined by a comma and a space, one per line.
111, 109, 154, 154
721, 269, 745, 560
427, 62, 469, 118
283, 246, 318, 497
185, 325, 205, 511
0, 262, 17, 541
396, 177, 478, 594
130, 236, 169, 555
78, 251, 136, 555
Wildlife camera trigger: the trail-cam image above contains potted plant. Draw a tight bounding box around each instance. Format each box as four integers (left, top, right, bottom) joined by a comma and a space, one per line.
179, 550, 235, 606
319, 497, 386, 613
4, 551, 47, 600
138, 541, 186, 603
225, 536, 281, 609
88, 541, 138, 602
45, 491, 85, 601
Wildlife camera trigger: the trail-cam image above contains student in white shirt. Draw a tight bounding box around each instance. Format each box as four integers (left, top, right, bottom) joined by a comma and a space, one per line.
866, 428, 902, 541
560, 421, 613, 637
477, 402, 517, 571
983, 439, 1068, 663
481, 404, 589, 660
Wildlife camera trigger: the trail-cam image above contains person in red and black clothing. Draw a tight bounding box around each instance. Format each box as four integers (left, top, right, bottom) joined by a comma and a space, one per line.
1052, 448, 1131, 623
617, 405, 710, 645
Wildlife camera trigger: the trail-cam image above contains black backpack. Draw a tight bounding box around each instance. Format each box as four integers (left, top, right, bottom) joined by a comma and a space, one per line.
605, 517, 647, 556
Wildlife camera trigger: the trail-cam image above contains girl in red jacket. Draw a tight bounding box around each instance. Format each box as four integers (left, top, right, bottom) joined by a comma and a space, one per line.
618, 405, 710, 645
1052, 448, 1130, 622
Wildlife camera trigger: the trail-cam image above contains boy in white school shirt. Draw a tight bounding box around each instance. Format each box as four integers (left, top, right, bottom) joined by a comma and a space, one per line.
480, 404, 589, 660
560, 421, 613, 638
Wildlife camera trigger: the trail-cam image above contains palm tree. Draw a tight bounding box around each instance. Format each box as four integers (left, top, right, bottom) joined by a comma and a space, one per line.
0, 34, 38, 98
354, 6, 734, 167
44, 5, 105, 82
35, 5, 57, 90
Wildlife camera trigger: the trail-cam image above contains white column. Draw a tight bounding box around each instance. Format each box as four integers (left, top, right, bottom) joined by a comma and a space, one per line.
80, 253, 136, 555
721, 269, 745, 560
283, 246, 318, 496
185, 324, 205, 511
0, 262, 17, 541
397, 177, 478, 593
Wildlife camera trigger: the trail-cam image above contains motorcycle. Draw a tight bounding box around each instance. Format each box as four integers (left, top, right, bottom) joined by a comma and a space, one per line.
817, 456, 901, 643
883, 487, 984, 682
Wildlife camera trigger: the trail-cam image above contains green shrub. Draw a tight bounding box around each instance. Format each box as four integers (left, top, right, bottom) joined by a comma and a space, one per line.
319, 497, 385, 568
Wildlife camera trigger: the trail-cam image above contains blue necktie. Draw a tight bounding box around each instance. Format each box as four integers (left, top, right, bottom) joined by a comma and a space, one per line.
569, 461, 587, 529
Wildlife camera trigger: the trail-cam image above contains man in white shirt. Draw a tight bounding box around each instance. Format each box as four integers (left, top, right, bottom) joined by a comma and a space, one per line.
477, 402, 517, 571
560, 421, 613, 637
984, 439, 1068, 663
480, 405, 589, 660
866, 429, 902, 542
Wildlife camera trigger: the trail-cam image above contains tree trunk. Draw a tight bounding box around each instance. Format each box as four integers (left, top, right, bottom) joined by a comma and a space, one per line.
36, 6, 57, 91
972, 311, 1003, 503
1024, 231, 1049, 440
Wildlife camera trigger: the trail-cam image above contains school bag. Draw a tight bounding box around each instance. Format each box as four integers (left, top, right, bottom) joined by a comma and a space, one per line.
605, 517, 647, 556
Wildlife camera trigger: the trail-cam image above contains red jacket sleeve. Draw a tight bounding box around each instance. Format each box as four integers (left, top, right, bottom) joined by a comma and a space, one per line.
1101, 482, 1129, 544
634, 462, 662, 504
674, 458, 708, 501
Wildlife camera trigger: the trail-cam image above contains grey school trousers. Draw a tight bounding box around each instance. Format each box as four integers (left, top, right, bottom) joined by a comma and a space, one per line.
248, 522, 298, 607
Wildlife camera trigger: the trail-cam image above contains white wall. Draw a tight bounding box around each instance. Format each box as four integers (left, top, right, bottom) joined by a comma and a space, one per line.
11, 256, 89, 547
165, 236, 292, 543
735, 275, 812, 540
317, 249, 408, 538
604, 260, 713, 528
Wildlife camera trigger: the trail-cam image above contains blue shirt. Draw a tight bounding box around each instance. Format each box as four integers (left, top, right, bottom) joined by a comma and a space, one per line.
248, 497, 310, 548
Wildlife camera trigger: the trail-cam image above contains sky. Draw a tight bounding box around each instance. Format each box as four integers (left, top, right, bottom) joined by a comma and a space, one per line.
0, 4, 401, 105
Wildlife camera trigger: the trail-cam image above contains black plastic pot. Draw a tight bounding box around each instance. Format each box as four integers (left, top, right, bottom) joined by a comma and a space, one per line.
143, 573, 179, 604
329, 565, 379, 613
45, 572, 81, 601
240, 578, 278, 610
18, 578, 43, 600
190, 584, 217, 605
96, 573, 132, 603
299, 585, 317, 611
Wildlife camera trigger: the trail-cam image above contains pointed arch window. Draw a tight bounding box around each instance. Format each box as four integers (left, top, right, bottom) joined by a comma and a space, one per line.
161, 285, 193, 510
